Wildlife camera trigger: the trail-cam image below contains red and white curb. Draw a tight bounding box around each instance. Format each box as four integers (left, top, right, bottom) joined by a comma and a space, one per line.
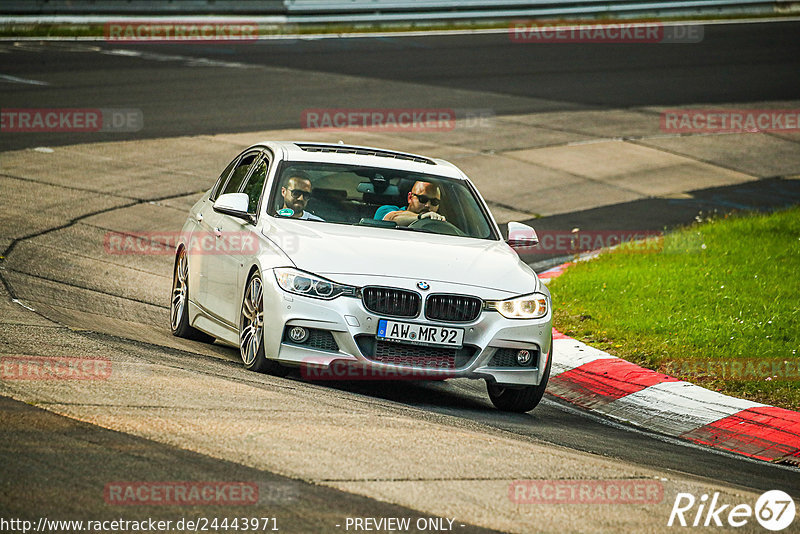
539, 262, 800, 465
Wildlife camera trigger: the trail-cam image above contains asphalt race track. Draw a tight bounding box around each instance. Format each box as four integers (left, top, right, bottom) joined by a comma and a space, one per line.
1, 21, 800, 151
1, 19, 799, 533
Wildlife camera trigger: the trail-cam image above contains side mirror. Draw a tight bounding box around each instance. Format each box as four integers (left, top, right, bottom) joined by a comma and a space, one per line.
213, 193, 253, 223
506, 221, 539, 248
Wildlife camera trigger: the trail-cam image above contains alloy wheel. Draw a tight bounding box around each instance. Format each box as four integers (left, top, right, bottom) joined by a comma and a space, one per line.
240, 274, 264, 366
170, 249, 188, 331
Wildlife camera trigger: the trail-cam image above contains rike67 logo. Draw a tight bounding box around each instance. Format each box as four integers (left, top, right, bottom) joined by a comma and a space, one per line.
668, 490, 795, 531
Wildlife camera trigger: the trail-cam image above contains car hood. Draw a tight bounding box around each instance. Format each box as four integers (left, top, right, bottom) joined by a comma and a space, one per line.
262, 218, 539, 295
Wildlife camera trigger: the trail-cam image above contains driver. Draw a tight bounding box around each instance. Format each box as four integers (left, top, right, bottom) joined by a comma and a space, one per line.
374, 181, 445, 227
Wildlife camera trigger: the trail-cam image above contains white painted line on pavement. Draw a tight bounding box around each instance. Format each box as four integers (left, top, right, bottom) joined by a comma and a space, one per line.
100, 47, 256, 69
12, 299, 37, 312
0, 73, 49, 86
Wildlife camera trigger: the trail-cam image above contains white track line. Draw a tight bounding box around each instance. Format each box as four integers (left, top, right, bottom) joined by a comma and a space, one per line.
0, 74, 49, 86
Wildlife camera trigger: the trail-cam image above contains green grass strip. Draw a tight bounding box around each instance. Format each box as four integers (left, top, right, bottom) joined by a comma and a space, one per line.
549, 206, 800, 411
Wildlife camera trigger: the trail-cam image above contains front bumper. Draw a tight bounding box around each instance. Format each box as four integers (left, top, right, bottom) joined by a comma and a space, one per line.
262, 273, 552, 387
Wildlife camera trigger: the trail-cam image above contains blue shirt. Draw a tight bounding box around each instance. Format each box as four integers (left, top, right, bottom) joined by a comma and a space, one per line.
374, 205, 404, 221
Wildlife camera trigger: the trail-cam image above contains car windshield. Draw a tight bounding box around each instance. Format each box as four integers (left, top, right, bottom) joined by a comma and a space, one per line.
267, 162, 497, 240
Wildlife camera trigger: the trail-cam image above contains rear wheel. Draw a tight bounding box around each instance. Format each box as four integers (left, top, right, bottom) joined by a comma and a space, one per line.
487, 348, 552, 413
239, 270, 289, 376
170, 247, 214, 342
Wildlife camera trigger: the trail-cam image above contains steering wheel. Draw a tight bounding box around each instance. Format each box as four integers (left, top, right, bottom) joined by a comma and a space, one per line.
408, 217, 465, 236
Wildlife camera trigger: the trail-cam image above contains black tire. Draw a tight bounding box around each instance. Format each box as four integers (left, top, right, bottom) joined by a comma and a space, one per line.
239, 270, 290, 376
486, 346, 552, 413
170, 247, 215, 342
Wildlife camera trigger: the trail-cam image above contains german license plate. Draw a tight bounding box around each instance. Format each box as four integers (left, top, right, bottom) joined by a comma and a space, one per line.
377, 319, 464, 348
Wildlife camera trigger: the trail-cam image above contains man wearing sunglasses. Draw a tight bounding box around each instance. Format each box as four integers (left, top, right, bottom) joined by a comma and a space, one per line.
279, 172, 323, 221
375, 181, 446, 226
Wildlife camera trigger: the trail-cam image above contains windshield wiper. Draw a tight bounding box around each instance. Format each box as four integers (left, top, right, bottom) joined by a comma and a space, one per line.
357, 218, 397, 228
394, 225, 436, 234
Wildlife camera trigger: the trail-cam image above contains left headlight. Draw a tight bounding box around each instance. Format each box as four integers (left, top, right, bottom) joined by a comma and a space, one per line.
274, 267, 357, 300
485, 293, 549, 319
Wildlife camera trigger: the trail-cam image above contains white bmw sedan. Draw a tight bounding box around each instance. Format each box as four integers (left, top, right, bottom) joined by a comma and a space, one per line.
171, 142, 552, 412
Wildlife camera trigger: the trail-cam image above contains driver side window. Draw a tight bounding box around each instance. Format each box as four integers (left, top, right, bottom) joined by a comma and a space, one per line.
210, 158, 238, 201
242, 157, 269, 214
221, 153, 259, 196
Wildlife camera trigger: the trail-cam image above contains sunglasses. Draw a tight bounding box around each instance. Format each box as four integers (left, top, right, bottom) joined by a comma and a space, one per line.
289, 188, 312, 199
412, 193, 441, 207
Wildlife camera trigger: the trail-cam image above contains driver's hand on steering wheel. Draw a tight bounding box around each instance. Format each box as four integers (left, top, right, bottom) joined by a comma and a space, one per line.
420, 212, 446, 221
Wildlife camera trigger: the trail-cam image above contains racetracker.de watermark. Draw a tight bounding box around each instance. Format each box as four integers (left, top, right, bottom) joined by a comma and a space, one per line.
509, 20, 703, 43
104, 21, 259, 42
511, 229, 663, 254
509, 479, 664, 504
661, 109, 800, 133
663, 358, 800, 382
301, 108, 495, 132
103, 231, 288, 255
302, 108, 454, 132
104, 482, 258, 506
1, 356, 112, 380
301, 360, 457, 381
1, 108, 143, 133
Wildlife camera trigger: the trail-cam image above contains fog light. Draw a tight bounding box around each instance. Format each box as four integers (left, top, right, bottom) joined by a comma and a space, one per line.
289, 326, 309, 343
516, 349, 532, 366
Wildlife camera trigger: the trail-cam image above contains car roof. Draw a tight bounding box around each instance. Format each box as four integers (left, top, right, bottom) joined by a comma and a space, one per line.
255, 141, 466, 180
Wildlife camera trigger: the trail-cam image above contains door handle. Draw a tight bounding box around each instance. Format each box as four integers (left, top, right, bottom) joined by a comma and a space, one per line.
214, 227, 222, 238
195, 213, 203, 222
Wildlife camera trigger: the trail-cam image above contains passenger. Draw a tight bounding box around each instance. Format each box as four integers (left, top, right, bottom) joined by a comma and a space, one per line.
374, 181, 445, 227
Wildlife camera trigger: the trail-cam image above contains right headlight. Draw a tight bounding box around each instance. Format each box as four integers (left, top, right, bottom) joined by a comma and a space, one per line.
485, 293, 549, 319
274, 267, 357, 300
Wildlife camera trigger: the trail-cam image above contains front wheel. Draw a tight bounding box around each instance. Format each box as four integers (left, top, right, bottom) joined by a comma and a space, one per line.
239, 270, 289, 376
486, 348, 552, 413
